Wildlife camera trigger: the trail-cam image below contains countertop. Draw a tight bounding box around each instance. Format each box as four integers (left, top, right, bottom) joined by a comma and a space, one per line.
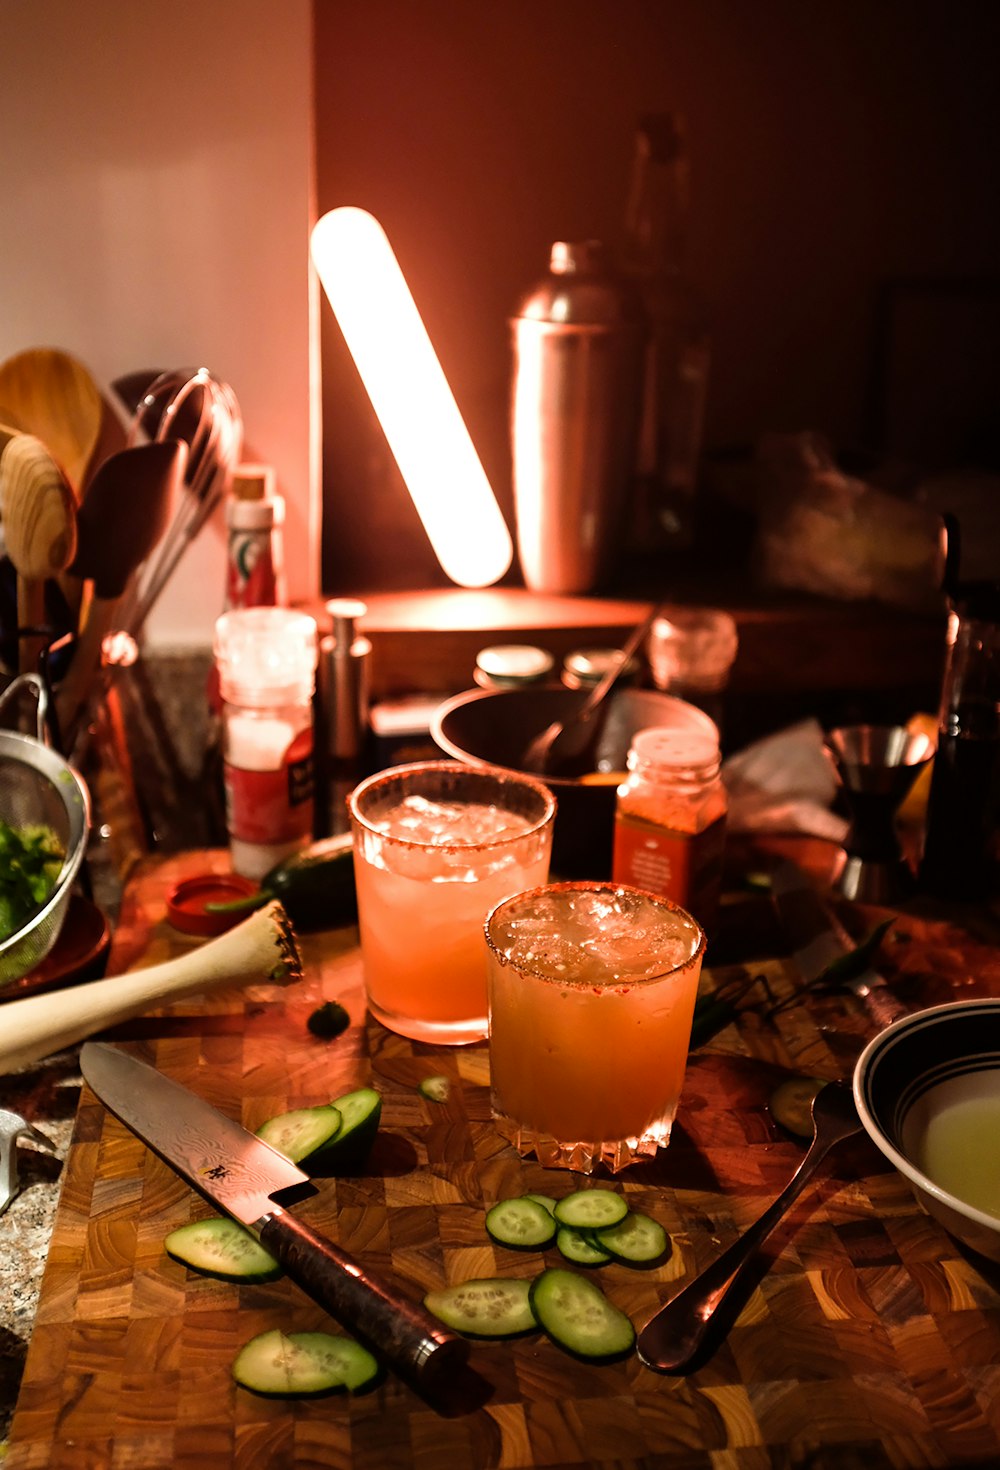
4, 844, 1000, 1467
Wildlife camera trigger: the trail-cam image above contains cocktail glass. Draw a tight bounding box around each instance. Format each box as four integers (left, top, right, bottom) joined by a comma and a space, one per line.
349, 760, 556, 1044
485, 882, 705, 1172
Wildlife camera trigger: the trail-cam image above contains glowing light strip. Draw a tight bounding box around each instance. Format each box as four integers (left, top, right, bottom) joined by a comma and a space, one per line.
311, 207, 512, 588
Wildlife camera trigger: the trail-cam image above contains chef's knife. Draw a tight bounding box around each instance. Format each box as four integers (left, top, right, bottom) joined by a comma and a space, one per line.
79, 1042, 466, 1393
769, 860, 906, 1029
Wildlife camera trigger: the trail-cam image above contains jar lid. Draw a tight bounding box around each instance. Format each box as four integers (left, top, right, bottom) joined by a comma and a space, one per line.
630, 724, 720, 771
166, 874, 260, 937
562, 647, 640, 689
475, 644, 555, 687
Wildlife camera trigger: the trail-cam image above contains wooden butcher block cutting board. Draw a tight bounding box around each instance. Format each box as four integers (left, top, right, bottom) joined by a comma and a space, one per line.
7, 851, 1000, 1469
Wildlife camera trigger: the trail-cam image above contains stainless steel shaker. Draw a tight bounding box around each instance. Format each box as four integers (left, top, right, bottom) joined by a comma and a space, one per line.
510, 241, 646, 595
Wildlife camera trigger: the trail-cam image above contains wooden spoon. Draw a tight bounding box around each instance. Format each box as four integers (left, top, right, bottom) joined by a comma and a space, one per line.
56, 439, 187, 732
0, 431, 78, 673
0, 348, 104, 495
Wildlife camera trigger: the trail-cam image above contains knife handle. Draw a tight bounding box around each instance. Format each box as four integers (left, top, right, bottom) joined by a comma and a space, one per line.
258, 1205, 467, 1390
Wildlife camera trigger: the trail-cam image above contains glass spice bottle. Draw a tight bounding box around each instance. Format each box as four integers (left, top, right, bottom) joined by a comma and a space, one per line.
612, 723, 727, 930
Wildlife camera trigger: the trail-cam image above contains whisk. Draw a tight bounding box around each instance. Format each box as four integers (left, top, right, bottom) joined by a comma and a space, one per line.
113, 367, 243, 639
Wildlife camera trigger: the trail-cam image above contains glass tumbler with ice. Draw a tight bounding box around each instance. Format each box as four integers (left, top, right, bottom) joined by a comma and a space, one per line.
349, 761, 556, 1044
485, 882, 706, 1172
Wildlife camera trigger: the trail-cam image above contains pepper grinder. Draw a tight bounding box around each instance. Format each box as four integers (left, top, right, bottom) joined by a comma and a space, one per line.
315, 599, 372, 836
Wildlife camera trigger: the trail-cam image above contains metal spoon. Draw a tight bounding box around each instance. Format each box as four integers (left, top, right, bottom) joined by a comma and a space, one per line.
637, 1079, 862, 1374
521, 601, 663, 776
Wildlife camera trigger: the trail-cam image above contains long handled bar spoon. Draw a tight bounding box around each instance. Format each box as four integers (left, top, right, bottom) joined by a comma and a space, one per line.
637, 1079, 862, 1373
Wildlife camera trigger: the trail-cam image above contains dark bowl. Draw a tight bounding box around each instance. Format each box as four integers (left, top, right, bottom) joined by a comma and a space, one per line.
431, 685, 718, 879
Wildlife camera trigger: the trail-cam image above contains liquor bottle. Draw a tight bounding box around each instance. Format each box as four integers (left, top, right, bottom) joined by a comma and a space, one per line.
920, 579, 1000, 903
621, 112, 711, 551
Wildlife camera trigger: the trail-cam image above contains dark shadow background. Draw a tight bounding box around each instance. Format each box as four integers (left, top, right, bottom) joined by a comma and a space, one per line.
314, 0, 1000, 592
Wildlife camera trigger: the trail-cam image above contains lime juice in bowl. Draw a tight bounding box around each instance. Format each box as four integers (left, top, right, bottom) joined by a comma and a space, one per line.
485, 882, 705, 1172
349, 761, 555, 1045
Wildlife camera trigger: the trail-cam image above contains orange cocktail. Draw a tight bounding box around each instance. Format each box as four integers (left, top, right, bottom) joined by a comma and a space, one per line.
485, 882, 705, 1172
349, 761, 555, 1045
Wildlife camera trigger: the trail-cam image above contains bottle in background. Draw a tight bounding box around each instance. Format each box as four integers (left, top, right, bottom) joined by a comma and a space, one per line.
920, 580, 1000, 903
622, 112, 711, 552
224, 463, 286, 611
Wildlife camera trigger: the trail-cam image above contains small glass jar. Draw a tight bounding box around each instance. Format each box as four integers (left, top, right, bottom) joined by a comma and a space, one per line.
562, 647, 640, 690
612, 723, 727, 929
474, 644, 555, 689
214, 607, 318, 879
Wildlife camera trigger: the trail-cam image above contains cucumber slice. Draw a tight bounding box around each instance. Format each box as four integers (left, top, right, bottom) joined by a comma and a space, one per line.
523, 1193, 558, 1216
423, 1278, 536, 1338
256, 1105, 342, 1163
312, 1087, 382, 1171
485, 1197, 557, 1250
553, 1189, 628, 1232
232, 1329, 379, 1396
419, 1075, 451, 1103
770, 1075, 826, 1139
164, 1217, 283, 1283
556, 1226, 612, 1267
529, 1268, 635, 1359
594, 1211, 669, 1266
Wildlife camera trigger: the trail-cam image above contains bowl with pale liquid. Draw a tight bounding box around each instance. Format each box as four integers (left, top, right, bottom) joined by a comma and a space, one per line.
854, 999, 1000, 1262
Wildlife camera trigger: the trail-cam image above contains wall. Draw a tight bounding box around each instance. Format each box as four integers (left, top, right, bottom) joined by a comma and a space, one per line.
314, 0, 1000, 593
0, 0, 318, 648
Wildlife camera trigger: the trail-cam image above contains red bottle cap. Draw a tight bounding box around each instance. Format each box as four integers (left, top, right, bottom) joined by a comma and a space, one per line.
165, 874, 260, 937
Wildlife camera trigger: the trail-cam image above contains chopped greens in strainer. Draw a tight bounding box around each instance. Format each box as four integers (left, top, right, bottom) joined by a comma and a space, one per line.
0, 821, 65, 944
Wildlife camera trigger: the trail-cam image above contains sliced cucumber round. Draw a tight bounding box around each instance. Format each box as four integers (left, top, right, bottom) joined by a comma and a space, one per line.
419, 1075, 451, 1103
164, 1217, 283, 1282
311, 1087, 382, 1171
529, 1268, 635, 1359
256, 1105, 343, 1163
232, 1329, 379, 1396
594, 1211, 669, 1266
423, 1278, 536, 1338
485, 1197, 557, 1250
552, 1189, 628, 1232
556, 1226, 612, 1267
522, 1193, 558, 1216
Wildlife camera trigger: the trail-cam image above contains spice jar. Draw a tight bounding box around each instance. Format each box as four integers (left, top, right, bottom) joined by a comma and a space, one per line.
213, 607, 318, 880
612, 723, 727, 929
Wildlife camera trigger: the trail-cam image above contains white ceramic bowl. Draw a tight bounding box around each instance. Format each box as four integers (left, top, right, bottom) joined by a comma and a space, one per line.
854, 998, 1000, 1262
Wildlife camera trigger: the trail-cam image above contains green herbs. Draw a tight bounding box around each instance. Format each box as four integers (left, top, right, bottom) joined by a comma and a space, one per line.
0, 820, 64, 944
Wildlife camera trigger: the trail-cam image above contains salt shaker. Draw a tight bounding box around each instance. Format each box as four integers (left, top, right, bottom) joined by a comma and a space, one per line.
213, 607, 318, 879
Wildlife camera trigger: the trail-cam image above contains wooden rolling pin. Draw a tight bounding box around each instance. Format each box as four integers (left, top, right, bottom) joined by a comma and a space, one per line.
0, 901, 301, 1074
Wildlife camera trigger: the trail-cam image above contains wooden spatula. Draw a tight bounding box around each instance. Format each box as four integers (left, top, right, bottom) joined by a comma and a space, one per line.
0, 431, 78, 673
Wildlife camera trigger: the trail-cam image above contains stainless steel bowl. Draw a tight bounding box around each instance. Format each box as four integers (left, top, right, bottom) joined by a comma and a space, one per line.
0, 730, 91, 985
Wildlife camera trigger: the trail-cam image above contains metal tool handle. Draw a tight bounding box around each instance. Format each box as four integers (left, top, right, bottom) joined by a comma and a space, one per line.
258, 1205, 467, 1391
636, 1128, 841, 1374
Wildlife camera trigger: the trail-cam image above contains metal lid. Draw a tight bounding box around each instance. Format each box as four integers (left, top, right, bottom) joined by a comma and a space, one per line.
513, 241, 645, 327
562, 647, 640, 690
475, 644, 555, 688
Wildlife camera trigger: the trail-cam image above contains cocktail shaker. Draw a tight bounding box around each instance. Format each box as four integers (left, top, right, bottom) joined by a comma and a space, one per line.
510, 241, 645, 594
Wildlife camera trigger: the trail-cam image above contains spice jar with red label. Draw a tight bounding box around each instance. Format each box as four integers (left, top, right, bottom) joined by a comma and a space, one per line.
213, 607, 318, 880
612, 723, 727, 930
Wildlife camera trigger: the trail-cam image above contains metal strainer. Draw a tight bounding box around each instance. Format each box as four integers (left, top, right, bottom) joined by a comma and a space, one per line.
0, 728, 90, 985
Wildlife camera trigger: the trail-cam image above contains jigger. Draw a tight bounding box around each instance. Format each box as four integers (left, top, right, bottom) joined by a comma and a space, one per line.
825, 724, 934, 903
